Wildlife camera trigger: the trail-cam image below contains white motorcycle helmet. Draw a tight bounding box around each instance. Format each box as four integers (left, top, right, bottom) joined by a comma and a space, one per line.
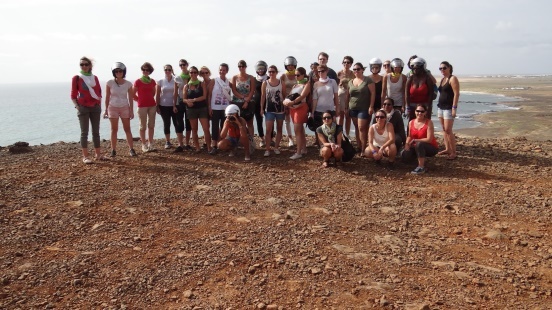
225, 104, 240, 117
255, 60, 267, 72
411, 57, 427, 70
111, 62, 126, 78
369, 58, 382, 71
390, 58, 404, 73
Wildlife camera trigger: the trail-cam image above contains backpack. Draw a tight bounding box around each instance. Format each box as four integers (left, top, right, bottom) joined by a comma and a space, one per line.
341, 133, 355, 162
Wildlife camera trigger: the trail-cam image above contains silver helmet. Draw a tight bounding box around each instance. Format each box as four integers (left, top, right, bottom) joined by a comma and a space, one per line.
284, 56, 298, 67
390, 58, 404, 73
255, 60, 268, 72
111, 62, 126, 78
411, 57, 427, 70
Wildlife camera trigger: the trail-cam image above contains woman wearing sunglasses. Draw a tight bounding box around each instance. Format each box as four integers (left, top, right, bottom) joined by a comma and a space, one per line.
70, 56, 104, 164
405, 57, 435, 121
260, 65, 285, 156
183, 66, 212, 153
134, 62, 157, 152
156, 64, 176, 150
347, 62, 375, 155
284, 67, 310, 159
402, 104, 438, 175
437, 61, 459, 160
366, 109, 397, 170
316, 110, 343, 168
173, 59, 192, 152
231, 60, 256, 137
337, 56, 354, 135
104, 62, 135, 157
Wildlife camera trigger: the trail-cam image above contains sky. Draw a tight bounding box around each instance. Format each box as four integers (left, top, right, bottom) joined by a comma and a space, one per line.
1, 0, 551, 84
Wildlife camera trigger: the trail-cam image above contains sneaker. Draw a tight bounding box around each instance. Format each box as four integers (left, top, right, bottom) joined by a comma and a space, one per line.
290, 153, 302, 160
273, 148, 281, 155
129, 149, 137, 157
288, 140, 295, 147
185, 145, 193, 151
174, 146, 184, 153
244, 156, 251, 162
229, 150, 235, 157
264, 150, 270, 157
82, 157, 93, 164
164, 141, 172, 149
209, 148, 218, 155
141, 144, 148, 153
110, 150, 116, 157
148, 143, 156, 152
411, 166, 426, 175
259, 140, 266, 148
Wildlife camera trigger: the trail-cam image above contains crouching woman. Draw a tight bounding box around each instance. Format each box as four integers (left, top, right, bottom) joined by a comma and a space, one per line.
217, 104, 252, 162
316, 110, 343, 168
401, 104, 438, 174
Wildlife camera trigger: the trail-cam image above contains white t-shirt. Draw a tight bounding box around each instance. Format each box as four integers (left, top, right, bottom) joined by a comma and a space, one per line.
210, 77, 232, 111
157, 77, 175, 107
106, 79, 132, 108
313, 79, 338, 112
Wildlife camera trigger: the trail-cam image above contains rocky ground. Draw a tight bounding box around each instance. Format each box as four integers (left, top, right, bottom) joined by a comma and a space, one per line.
1, 135, 551, 310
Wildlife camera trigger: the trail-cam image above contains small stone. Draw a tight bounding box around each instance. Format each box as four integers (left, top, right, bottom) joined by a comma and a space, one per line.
266, 305, 278, 310
310, 268, 322, 275
183, 290, 194, 299
226, 235, 237, 242
257, 302, 267, 309
484, 230, 507, 240
72, 279, 83, 286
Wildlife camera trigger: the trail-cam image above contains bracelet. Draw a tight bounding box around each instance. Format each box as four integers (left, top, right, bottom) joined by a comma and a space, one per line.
452, 106, 457, 109
372, 150, 377, 154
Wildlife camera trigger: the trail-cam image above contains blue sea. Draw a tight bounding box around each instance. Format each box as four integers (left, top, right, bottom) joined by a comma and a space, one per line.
0, 82, 520, 146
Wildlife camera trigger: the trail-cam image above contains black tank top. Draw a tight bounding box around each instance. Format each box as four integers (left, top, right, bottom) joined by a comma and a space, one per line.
187, 82, 206, 108
437, 76, 454, 109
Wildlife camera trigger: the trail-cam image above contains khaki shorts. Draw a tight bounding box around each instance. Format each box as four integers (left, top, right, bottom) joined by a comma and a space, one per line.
137, 106, 157, 130
108, 105, 131, 119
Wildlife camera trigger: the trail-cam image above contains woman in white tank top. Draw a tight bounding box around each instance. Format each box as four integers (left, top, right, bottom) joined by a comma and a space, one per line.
366, 109, 397, 169
381, 58, 407, 113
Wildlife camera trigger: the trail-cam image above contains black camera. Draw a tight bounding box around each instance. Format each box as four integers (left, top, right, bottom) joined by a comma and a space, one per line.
228, 116, 236, 121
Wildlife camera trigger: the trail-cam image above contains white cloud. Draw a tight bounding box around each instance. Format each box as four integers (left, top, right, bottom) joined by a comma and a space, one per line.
425, 13, 445, 25
428, 35, 465, 46
47, 32, 87, 41
495, 21, 513, 30
227, 33, 290, 47
0, 33, 43, 43
143, 27, 179, 41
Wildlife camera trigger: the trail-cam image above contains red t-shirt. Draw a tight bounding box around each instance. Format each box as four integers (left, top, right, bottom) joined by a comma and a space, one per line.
134, 79, 157, 107
71, 75, 102, 107
409, 119, 438, 148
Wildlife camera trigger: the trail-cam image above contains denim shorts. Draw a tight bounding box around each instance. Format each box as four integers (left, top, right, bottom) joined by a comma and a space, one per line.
349, 109, 370, 120
265, 112, 285, 121
437, 108, 453, 120
227, 136, 240, 147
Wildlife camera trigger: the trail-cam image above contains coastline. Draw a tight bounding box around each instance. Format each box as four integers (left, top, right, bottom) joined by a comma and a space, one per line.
454, 75, 552, 141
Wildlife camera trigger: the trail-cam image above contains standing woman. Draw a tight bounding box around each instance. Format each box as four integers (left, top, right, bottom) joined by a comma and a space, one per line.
402, 104, 439, 175
183, 66, 212, 153
437, 61, 460, 160
70, 56, 103, 164
312, 64, 339, 120
231, 60, 256, 137
316, 110, 344, 168
104, 62, 136, 157
156, 64, 176, 149
134, 62, 157, 152
208, 63, 232, 154
368, 58, 384, 114
173, 59, 192, 151
252, 60, 268, 147
347, 62, 375, 155
337, 56, 355, 134
280, 56, 298, 147
260, 65, 285, 156
284, 67, 311, 159
381, 58, 407, 113
405, 58, 434, 121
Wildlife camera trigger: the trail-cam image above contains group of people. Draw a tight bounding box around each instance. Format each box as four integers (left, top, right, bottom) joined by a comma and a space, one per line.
70, 52, 460, 174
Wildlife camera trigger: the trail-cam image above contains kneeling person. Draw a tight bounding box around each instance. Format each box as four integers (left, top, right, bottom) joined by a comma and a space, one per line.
218, 104, 252, 162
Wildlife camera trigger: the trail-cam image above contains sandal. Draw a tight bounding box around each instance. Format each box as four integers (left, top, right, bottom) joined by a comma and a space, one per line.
438, 150, 449, 156
446, 154, 457, 160
94, 155, 110, 161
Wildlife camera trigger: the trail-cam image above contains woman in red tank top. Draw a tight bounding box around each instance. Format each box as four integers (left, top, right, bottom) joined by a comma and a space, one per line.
402, 104, 438, 174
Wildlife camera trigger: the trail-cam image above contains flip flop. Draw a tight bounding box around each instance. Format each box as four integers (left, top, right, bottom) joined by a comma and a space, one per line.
438, 150, 449, 156
446, 154, 457, 160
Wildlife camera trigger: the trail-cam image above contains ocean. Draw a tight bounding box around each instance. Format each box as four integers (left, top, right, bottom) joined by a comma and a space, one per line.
0, 82, 520, 146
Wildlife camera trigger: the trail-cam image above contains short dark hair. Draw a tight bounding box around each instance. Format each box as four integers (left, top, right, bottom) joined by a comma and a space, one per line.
343, 56, 353, 63
219, 63, 229, 71
296, 67, 307, 76
238, 60, 247, 67
141, 62, 154, 73
318, 52, 329, 59
384, 97, 395, 105
268, 65, 278, 73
